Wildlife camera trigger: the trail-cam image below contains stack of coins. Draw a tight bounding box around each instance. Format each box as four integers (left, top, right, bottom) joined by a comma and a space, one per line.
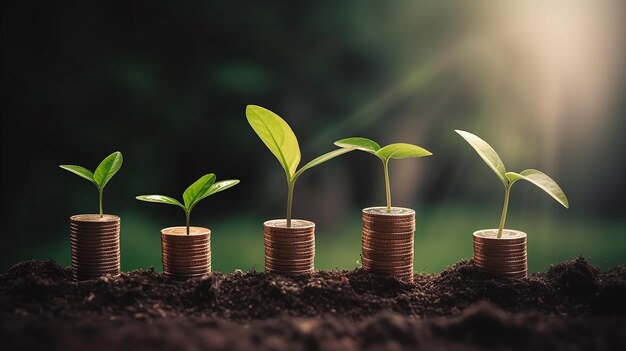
161, 226, 211, 280
361, 207, 415, 283
70, 214, 121, 281
264, 219, 315, 275
473, 229, 527, 278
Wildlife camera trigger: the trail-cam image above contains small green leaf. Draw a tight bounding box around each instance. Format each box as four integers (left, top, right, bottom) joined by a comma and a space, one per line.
505, 171, 525, 185
375, 143, 432, 161
293, 148, 355, 180
94, 151, 123, 189
334, 137, 381, 153
59, 165, 96, 185
518, 169, 569, 208
455, 130, 507, 184
183, 173, 216, 210
246, 105, 301, 178
198, 179, 240, 202
135, 195, 185, 209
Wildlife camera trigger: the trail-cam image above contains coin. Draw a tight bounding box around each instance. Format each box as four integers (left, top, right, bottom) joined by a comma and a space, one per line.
265, 267, 313, 275
360, 207, 415, 283
264, 220, 315, 275
263, 235, 314, 245
472, 230, 528, 278
162, 249, 210, 256
161, 226, 211, 279
362, 250, 414, 260
265, 264, 313, 272
362, 229, 413, 239
362, 240, 414, 250
69, 214, 121, 281
362, 237, 414, 246
70, 255, 120, 265
265, 248, 315, 260
473, 253, 527, 261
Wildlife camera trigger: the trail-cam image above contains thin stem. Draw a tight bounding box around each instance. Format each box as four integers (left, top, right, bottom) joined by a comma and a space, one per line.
185, 210, 191, 235
497, 185, 511, 239
286, 179, 295, 227
383, 160, 391, 212
98, 188, 103, 218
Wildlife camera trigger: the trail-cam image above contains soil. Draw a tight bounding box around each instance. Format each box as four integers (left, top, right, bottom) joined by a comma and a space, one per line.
1, 257, 624, 350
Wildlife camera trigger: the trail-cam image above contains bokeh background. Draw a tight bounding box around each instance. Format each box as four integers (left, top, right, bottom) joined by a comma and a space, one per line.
2, 0, 625, 273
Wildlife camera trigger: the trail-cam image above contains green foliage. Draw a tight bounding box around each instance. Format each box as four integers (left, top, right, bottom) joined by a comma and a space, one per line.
246, 105, 300, 177
136, 174, 239, 235
455, 130, 569, 238
335, 137, 432, 211
60, 151, 123, 217
246, 105, 355, 226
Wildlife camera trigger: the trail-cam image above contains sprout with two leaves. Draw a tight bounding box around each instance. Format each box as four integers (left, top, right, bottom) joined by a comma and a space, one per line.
455, 130, 569, 239
334, 138, 432, 212
246, 105, 356, 227
60, 151, 123, 218
136, 174, 239, 235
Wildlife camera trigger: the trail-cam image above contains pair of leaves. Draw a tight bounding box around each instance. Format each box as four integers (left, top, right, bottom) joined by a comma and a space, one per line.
60, 151, 123, 190
136, 174, 240, 213
246, 105, 354, 182
455, 130, 569, 208
334, 137, 432, 162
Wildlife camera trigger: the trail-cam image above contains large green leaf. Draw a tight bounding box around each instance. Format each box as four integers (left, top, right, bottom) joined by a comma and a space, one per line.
246, 105, 301, 177
198, 179, 240, 202
293, 148, 355, 180
517, 169, 569, 208
135, 195, 185, 209
375, 143, 432, 161
183, 173, 216, 210
334, 137, 381, 153
59, 165, 96, 185
93, 151, 123, 189
455, 130, 506, 184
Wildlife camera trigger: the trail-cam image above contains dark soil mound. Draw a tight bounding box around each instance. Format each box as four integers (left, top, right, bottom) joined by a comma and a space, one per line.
1, 257, 625, 350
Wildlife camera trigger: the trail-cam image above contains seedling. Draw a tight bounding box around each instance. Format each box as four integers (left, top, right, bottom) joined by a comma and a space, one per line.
60, 151, 124, 218
136, 174, 239, 235
455, 130, 569, 239
246, 105, 355, 227
334, 137, 432, 212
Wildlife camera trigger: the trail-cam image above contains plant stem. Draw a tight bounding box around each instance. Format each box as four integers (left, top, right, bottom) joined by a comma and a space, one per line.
383, 160, 391, 212
185, 211, 191, 235
497, 185, 511, 239
98, 188, 103, 218
286, 179, 295, 227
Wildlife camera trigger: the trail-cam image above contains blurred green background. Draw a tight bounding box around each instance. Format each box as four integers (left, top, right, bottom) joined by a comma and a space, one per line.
2, 1, 625, 273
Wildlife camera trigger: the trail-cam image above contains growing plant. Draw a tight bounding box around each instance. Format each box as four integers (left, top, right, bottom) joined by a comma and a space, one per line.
60, 151, 124, 218
455, 130, 569, 238
334, 137, 432, 212
136, 174, 239, 235
246, 105, 355, 227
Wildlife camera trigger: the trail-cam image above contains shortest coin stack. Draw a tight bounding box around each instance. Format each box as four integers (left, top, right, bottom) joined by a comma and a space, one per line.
264, 219, 315, 275
70, 214, 121, 281
473, 229, 527, 279
361, 207, 415, 283
161, 226, 211, 280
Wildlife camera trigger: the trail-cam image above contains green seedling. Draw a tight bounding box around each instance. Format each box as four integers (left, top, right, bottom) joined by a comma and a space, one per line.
334, 137, 432, 212
60, 151, 124, 218
136, 174, 239, 235
455, 130, 569, 238
246, 105, 355, 227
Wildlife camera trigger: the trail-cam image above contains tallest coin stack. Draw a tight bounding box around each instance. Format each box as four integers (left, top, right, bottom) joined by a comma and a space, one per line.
361, 207, 415, 283
70, 214, 121, 281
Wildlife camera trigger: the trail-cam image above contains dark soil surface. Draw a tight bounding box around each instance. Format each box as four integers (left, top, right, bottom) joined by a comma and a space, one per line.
1, 258, 625, 350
